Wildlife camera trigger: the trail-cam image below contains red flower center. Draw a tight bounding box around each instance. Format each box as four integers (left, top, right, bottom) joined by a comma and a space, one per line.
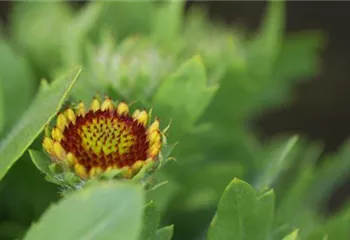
60, 109, 148, 172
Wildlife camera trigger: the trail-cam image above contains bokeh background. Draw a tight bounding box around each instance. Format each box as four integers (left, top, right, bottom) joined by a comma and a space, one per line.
0, 0, 349, 239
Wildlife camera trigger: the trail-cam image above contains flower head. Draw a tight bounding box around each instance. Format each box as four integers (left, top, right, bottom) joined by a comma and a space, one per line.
43, 97, 164, 181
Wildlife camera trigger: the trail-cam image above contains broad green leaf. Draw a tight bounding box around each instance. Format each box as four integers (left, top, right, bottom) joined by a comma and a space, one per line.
207, 178, 275, 240
282, 229, 299, 240
0, 39, 36, 132
28, 149, 51, 176
152, 55, 218, 137
152, 0, 184, 44
254, 136, 299, 191
24, 182, 144, 240
139, 201, 160, 240
156, 225, 174, 240
0, 68, 81, 181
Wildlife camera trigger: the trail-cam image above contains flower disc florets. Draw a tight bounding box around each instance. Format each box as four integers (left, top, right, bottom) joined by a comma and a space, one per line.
42, 97, 163, 180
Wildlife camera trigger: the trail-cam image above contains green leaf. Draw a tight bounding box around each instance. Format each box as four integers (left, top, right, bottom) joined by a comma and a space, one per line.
254, 136, 299, 191
306, 204, 350, 240
207, 178, 275, 240
152, 55, 218, 137
156, 225, 174, 240
10, 2, 72, 76
0, 76, 4, 134
61, 2, 103, 67
139, 201, 160, 240
247, 0, 285, 80
24, 182, 144, 240
305, 141, 350, 207
89, 1, 154, 41
256, 190, 275, 239
173, 161, 245, 211
146, 173, 180, 216
152, 0, 184, 44
0, 39, 36, 132
28, 149, 51, 176
0, 68, 81, 181
282, 229, 300, 240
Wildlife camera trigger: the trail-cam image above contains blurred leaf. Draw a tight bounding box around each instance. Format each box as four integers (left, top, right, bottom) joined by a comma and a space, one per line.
24, 182, 144, 240
254, 136, 299, 191
146, 172, 180, 216
207, 178, 275, 240
276, 164, 314, 225
156, 225, 174, 240
304, 141, 350, 208
10, 2, 72, 76
0, 39, 36, 132
273, 32, 323, 81
282, 229, 299, 240
247, 0, 285, 80
0, 154, 58, 226
152, 0, 184, 45
140, 202, 160, 240
173, 161, 245, 212
0, 221, 27, 240
28, 149, 51, 176
0, 68, 81, 181
61, 2, 103, 67
152, 55, 218, 137
256, 190, 275, 239
306, 204, 350, 240
0, 76, 4, 134
89, 1, 154, 41
258, 32, 324, 108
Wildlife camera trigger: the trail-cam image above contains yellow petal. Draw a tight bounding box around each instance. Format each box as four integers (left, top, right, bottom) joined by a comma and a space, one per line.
131, 160, 144, 172
132, 109, 141, 118
66, 152, 77, 167
51, 127, 64, 142
101, 98, 114, 111
42, 137, 54, 155
117, 102, 129, 115
76, 101, 86, 116
57, 113, 68, 131
74, 163, 88, 179
147, 130, 159, 142
147, 119, 160, 134
89, 166, 103, 177
148, 143, 161, 158
135, 110, 148, 127
65, 108, 76, 125
90, 98, 100, 112
123, 167, 132, 178
106, 165, 118, 172
53, 142, 66, 160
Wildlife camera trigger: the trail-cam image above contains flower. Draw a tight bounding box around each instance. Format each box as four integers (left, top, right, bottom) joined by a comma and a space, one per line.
42, 97, 163, 181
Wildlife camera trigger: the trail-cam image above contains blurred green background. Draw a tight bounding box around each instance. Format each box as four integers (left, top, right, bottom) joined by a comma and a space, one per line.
0, 1, 349, 240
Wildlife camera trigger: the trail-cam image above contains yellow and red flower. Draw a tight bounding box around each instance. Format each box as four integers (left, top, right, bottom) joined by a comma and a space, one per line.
42, 97, 164, 181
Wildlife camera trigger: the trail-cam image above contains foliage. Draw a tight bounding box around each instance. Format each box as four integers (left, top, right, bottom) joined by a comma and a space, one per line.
0, 1, 348, 240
